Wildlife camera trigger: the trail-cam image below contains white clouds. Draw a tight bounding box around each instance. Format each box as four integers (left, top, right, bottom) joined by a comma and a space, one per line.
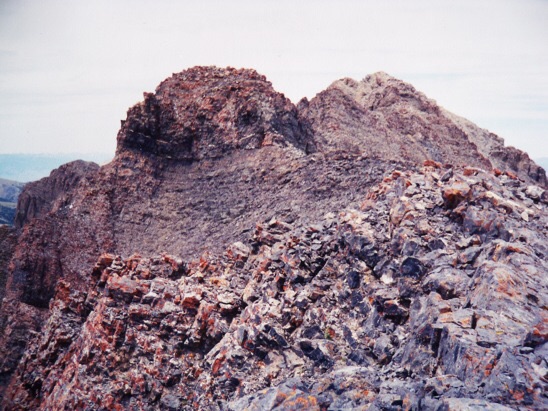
0, 0, 546, 157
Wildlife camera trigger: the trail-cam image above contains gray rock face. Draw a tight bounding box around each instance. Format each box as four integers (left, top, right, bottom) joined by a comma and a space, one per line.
14, 160, 99, 229
300, 72, 546, 187
1, 66, 547, 409
4, 164, 547, 410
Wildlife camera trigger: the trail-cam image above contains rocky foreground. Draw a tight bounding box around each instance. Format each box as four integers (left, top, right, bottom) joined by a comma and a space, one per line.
5, 163, 547, 410
0, 67, 547, 410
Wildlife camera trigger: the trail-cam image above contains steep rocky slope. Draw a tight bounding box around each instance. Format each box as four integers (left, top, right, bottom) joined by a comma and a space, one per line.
299, 72, 546, 186
0, 226, 16, 307
0, 66, 546, 409
5, 164, 547, 410
0, 225, 16, 392
14, 160, 99, 229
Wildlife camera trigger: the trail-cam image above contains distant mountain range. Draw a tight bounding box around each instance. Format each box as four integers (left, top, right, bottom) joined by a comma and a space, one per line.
0, 153, 112, 183
0, 178, 24, 225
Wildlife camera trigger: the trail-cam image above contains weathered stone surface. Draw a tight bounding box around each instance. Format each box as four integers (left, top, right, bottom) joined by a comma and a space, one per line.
117, 66, 314, 161
2, 164, 546, 410
1, 66, 547, 409
300, 72, 546, 187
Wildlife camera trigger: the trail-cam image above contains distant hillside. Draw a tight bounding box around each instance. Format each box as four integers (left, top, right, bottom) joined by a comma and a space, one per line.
0, 202, 17, 226
0, 178, 24, 226
0, 153, 112, 183
0, 178, 24, 202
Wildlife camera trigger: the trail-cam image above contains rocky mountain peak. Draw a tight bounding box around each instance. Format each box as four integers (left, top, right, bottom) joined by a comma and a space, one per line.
327, 71, 439, 115
0, 66, 546, 409
301, 71, 546, 187
117, 66, 313, 162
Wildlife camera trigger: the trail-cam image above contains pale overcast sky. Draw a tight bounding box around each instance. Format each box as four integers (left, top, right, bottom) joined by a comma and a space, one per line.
0, 0, 547, 158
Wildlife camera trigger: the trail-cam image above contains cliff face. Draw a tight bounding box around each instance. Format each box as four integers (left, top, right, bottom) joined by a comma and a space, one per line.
117, 67, 314, 161
1, 66, 546, 410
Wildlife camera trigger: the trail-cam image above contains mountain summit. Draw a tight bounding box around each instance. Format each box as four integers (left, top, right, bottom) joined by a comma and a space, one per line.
301, 71, 545, 185
117, 67, 314, 161
0, 67, 546, 410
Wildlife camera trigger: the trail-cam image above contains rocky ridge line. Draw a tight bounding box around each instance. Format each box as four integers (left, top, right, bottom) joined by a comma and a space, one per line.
300, 72, 546, 187
0, 66, 547, 409
4, 163, 547, 410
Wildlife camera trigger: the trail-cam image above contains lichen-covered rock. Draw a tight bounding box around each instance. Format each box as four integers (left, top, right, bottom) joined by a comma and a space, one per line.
4, 164, 546, 410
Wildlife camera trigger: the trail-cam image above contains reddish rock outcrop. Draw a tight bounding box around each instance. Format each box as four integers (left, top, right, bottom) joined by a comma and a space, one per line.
4, 165, 546, 410
117, 66, 314, 161
1, 66, 546, 409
